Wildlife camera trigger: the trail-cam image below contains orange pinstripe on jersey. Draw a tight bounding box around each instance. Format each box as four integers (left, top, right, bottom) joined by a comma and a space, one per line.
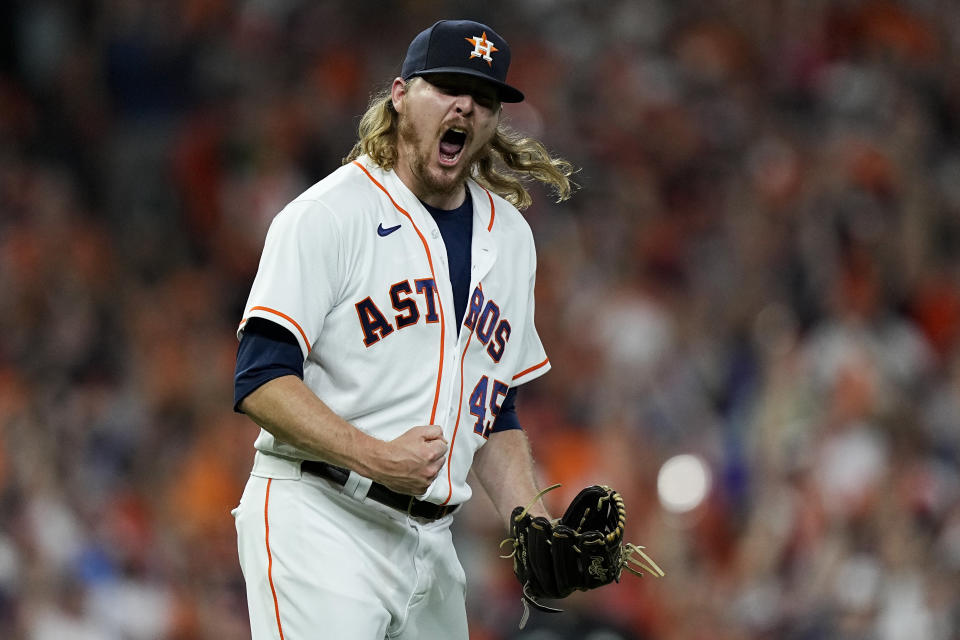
512, 357, 549, 380
264, 479, 286, 640
243, 306, 312, 353
352, 161, 447, 424
441, 313, 479, 506
483, 188, 495, 231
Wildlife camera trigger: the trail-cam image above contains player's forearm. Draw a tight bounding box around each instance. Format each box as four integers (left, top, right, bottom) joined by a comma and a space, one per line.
239, 374, 381, 477
472, 429, 552, 528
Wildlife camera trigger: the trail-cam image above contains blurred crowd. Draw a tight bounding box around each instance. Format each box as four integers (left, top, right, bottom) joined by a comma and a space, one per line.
1, 0, 959, 638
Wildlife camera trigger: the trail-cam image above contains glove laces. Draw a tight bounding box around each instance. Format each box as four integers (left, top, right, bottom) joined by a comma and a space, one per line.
622, 543, 665, 578
498, 483, 562, 559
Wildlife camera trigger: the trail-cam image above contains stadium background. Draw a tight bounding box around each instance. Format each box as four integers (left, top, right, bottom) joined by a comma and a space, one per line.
1, 1, 959, 638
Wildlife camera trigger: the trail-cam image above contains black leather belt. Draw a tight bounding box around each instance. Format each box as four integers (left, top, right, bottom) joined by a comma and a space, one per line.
301, 460, 458, 521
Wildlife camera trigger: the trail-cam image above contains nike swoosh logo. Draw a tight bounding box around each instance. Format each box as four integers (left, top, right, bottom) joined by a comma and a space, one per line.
377, 223, 401, 237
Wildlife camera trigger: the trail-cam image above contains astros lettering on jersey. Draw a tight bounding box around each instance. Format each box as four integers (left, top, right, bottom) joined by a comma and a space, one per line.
238, 154, 550, 506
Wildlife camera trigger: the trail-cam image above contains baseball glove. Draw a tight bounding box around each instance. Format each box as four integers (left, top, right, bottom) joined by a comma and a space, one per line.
501, 484, 664, 625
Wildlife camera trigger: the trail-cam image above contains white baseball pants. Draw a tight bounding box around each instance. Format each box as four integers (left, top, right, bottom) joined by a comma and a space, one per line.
233, 452, 469, 640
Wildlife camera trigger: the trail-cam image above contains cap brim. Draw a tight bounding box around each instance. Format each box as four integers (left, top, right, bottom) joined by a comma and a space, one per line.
412, 68, 524, 103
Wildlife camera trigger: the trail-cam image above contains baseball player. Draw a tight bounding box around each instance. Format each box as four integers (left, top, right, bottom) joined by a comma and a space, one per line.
232, 19, 574, 639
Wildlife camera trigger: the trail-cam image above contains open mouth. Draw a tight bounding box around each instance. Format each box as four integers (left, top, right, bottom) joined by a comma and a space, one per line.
438, 128, 467, 165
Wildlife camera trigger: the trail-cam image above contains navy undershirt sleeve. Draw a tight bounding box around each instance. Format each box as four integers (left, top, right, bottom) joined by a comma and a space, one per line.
234, 317, 304, 412
491, 387, 520, 432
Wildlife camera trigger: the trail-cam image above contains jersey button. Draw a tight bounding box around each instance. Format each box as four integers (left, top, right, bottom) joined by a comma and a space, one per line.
431, 229, 440, 239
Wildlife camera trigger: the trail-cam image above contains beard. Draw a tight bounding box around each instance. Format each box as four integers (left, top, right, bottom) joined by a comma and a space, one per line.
397, 115, 480, 200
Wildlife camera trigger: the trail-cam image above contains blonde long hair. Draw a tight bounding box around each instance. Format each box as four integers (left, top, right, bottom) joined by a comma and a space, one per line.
343, 81, 576, 210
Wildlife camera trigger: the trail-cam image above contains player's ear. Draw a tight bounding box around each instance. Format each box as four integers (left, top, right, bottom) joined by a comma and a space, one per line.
391, 77, 407, 113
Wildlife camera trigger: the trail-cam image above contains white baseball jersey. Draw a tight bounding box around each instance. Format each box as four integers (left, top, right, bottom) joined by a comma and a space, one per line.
238, 154, 550, 506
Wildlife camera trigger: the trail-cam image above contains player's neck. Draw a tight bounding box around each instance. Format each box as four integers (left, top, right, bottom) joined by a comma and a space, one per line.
418, 185, 467, 211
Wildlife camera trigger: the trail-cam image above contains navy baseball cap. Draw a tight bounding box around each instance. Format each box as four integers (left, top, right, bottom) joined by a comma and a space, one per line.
401, 20, 525, 103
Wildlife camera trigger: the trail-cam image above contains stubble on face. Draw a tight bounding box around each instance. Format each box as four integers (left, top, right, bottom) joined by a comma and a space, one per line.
397, 113, 478, 203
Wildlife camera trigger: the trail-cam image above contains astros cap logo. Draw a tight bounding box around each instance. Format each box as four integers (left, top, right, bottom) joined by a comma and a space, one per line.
465, 32, 498, 66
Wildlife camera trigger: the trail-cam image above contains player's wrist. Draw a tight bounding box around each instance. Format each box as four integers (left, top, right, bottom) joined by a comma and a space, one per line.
340, 429, 385, 480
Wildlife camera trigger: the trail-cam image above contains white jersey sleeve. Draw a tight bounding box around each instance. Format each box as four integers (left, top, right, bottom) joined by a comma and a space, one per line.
237, 198, 343, 358
510, 259, 551, 386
